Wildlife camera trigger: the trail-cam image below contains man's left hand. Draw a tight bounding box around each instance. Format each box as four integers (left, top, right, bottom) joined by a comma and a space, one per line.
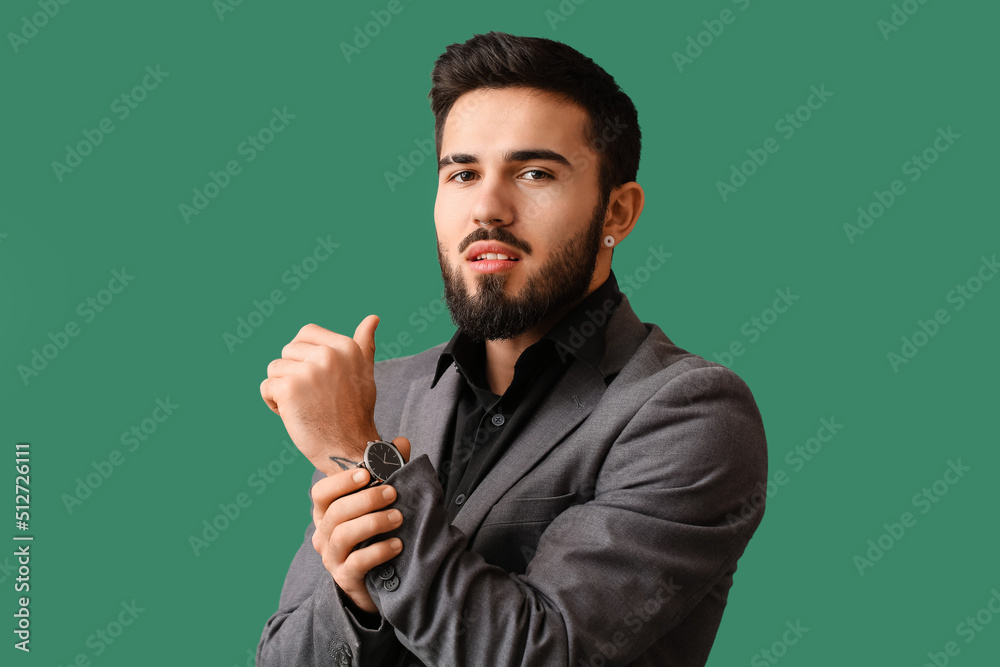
260, 315, 382, 474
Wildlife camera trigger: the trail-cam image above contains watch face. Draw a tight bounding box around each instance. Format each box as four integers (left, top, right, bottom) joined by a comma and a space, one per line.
365, 441, 403, 482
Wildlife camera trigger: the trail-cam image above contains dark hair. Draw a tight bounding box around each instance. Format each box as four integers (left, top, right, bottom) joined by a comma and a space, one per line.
428, 31, 641, 211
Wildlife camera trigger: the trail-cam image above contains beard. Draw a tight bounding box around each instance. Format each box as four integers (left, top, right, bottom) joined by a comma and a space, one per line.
437, 194, 608, 342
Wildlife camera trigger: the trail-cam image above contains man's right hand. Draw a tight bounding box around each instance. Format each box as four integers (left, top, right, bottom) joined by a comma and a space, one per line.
310, 437, 410, 614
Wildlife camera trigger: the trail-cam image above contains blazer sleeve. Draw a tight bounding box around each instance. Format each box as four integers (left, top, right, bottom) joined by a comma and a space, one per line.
255, 468, 404, 667
366, 364, 768, 666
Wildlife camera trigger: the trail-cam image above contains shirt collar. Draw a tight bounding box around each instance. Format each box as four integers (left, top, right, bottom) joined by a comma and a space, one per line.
431, 269, 623, 389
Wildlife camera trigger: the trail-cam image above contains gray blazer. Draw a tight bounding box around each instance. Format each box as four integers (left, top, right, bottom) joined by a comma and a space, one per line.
257, 293, 768, 666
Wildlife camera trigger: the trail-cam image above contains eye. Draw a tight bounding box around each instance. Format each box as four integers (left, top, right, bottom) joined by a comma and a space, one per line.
522, 169, 552, 180
447, 170, 476, 183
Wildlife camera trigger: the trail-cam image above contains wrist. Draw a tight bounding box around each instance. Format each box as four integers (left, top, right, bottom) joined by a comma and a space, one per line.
322, 432, 380, 472
349, 430, 383, 459
327, 455, 361, 472
334, 580, 381, 628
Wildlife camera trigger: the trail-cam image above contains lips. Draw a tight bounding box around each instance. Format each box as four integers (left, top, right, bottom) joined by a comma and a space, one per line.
466, 241, 522, 262
468, 257, 519, 273
470, 254, 519, 262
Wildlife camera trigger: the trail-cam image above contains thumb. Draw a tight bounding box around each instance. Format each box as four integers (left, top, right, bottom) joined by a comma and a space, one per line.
391, 437, 411, 463
353, 314, 380, 366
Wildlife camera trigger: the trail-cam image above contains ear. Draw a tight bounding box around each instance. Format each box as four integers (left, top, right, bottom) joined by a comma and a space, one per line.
602, 181, 644, 244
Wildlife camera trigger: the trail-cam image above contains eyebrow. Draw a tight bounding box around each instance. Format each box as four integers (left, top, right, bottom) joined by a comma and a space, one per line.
437, 148, 573, 174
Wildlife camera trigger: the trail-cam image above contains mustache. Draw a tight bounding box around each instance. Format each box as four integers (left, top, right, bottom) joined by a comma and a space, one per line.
459, 228, 531, 257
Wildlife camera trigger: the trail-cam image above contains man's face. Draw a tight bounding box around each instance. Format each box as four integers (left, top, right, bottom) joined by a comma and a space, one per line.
434, 86, 608, 342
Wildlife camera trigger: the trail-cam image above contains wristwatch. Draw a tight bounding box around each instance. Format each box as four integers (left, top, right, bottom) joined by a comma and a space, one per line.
356, 439, 405, 488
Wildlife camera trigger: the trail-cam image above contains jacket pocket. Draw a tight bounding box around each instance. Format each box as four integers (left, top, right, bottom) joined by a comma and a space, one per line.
481, 491, 578, 527
474, 492, 579, 572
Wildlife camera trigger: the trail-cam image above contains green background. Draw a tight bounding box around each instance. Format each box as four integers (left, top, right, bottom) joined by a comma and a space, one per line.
3, 0, 997, 665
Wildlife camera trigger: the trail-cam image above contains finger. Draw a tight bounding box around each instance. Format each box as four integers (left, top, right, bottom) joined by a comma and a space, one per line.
292, 322, 348, 348
316, 485, 392, 559
318, 484, 397, 544
311, 469, 370, 553
265, 358, 300, 378
340, 537, 404, 582
280, 341, 321, 361
329, 507, 403, 565
353, 314, 380, 368
259, 378, 281, 414
391, 437, 411, 463
266, 352, 348, 385
311, 468, 371, 525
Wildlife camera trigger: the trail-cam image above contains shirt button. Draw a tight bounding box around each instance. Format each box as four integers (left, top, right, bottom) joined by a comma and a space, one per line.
384, 575, 400, 592
455, 493, 466, 506
377, 564, 395, 580
491, 413, 505, 426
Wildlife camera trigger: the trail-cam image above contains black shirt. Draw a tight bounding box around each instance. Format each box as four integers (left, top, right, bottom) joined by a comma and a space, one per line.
429, 269, 624, 521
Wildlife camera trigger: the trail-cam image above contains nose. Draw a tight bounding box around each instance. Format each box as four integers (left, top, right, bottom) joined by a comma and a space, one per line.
469, 175, 515, 231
